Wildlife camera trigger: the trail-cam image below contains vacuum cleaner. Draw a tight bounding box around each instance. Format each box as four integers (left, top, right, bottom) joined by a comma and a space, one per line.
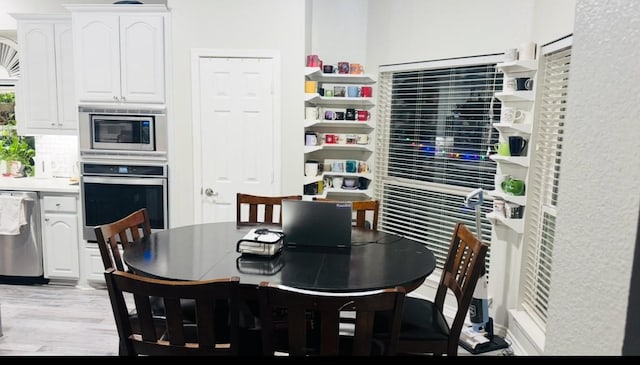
459, 188, 510, 354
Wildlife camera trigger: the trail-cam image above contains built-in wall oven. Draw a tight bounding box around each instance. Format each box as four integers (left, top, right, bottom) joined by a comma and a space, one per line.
81, 163, 168, 241
78, 106, 169, 241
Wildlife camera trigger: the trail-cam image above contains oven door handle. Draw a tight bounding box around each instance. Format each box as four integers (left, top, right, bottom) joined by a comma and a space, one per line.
82, 175, 167, 186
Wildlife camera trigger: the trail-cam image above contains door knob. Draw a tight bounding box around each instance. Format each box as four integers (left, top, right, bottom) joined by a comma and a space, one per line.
204, 188, 218, 197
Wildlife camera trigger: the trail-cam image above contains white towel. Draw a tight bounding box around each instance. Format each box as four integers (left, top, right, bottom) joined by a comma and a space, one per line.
0, 195, 27, 235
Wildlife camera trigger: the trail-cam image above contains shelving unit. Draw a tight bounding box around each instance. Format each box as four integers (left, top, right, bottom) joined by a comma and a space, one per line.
303, 67, 376, 200
487, 57, 538, 233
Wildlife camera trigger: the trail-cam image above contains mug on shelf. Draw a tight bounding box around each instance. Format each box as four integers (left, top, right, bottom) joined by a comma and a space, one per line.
304, 161, 319, 177
347, 86, 361, 98
516, 77, 534, 91
361, 86, 373, 98
304, 80, 317, 94
501, 107, 524, 123
304, 132, 318, 146
357, 110, 371, 121
494, 142, 511, 156
501, 177, 525, 196
508, 136, 528, 156
338, 62, 350, 74
305, 106, 319, 120
518, 41, 537, 61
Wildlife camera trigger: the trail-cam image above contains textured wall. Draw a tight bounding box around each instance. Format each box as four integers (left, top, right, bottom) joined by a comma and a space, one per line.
544, 0, 640, 355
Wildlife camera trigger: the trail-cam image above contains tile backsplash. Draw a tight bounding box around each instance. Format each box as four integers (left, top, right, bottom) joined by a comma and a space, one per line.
34, 135, 79, 178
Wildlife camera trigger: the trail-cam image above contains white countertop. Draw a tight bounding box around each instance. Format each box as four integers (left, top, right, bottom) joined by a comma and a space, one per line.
0, 177, 80, 194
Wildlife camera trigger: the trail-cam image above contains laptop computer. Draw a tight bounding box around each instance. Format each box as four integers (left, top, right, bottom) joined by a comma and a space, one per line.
281, 200, 353, 248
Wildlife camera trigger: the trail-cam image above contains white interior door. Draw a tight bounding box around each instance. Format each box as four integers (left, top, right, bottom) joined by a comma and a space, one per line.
193, 53, 280, 223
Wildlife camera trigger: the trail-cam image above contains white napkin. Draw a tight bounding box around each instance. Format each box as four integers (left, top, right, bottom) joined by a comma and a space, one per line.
0, 195, 27, 235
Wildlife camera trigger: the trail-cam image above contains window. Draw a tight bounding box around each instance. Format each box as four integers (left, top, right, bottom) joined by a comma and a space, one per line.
374, 55, 503, 267
520, 36, 572, 330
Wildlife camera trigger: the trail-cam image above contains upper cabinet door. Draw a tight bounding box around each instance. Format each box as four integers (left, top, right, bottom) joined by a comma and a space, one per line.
54, 22, 77, 130
72, 12, 165, 104
18, 22, 58, 129
15, 15, 77, 135
73, 13, 121, 103
119, 15, 165, 104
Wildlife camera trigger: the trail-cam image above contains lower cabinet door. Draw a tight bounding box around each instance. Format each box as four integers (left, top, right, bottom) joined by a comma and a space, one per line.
42, 212, 80, 279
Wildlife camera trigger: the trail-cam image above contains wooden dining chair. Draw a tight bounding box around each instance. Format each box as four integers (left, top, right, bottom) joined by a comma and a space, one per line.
94, 208, 152, 272
351, 200, 379, 230
313, 198, 380, 230
373, 222, 488, 356
236, 193, 302, 226
104, 268, 241, 356
257, 281, 406, 356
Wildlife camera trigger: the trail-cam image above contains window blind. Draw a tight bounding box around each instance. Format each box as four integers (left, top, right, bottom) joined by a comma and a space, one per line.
521, 37, 572, 330
375, 55, 503, 269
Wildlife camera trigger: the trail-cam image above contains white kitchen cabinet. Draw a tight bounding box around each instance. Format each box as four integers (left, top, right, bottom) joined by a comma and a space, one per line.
67, 4, 167, 104
303, 67, 376, 200
13, 14, 77, 135
41, 194, 80, 280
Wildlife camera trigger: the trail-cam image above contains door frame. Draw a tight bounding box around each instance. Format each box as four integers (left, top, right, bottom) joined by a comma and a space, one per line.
190, 49, 282, 223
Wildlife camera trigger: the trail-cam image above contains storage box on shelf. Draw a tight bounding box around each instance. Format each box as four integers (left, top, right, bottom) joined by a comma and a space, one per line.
303, 67, 375, 200
487, 57, 538, 233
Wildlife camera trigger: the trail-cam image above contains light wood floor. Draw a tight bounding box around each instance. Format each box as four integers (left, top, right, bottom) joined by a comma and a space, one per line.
0, 283, 120, 356
0, 282, 514, 356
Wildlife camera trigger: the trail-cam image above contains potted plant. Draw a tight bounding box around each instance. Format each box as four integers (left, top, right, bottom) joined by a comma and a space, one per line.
1, 135, 35, 176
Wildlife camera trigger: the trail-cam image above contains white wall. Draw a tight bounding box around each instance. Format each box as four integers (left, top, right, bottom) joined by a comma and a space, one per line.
166, 0, 305, 227
310, 0, 368, 69
544, 0, 640, 355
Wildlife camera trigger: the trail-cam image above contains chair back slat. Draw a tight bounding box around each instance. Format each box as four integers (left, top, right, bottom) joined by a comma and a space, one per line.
236, 193, 302, 225
95, 208, 152, 271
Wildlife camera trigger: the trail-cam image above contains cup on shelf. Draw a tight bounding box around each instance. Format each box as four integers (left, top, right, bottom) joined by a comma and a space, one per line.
518, 41, 537, 61
305, 80, 317, 93
508, 136, 528, 156
494, 142, 511, 156
338, 62, 350, 74
305, 106, 319, 120
357, 110, 371, 121
493, 198, 506, 218
361, 86, 373, 98
516, 77, 534, 91
501, 177, 525, 196
304, 161, 319, 177
501, 107, 524, 123
503, 77, 516, 91
347, 86, 361, 98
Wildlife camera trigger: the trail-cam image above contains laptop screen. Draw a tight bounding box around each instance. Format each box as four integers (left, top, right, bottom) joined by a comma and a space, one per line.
281, 200, 352, 248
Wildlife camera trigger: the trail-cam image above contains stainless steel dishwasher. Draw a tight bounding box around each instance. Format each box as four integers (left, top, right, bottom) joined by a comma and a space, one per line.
0, 191, 44, 281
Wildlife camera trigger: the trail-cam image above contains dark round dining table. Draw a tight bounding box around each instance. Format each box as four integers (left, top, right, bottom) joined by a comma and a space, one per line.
124, 222, 436, 293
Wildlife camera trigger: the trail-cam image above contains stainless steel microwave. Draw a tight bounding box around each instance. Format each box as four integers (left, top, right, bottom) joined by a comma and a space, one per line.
79, 106, 168, 161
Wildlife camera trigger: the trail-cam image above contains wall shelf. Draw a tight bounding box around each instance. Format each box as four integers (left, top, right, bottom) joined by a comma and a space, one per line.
497, 60, 538, 74
486, 211, 524, 234
495, 91, 535, 102
305, 67, 376, 84
488, 189, 526, 206
493, 122, 533, 135
490, 154, 530, 167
